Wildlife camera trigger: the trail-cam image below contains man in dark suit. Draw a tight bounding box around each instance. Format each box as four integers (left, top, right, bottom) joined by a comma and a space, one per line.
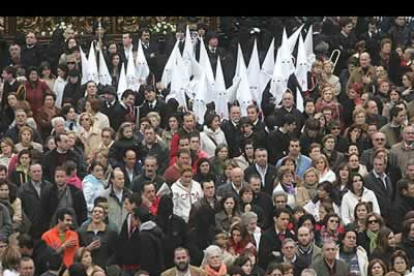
267, 114, 297, 165
221, 105, 243, 158
1, 66, 25, 110
112, 89, 137, 130
18, 163, 53, 238
364, 155, 394, 222
21, 32, 43, 69
40, 166, 87, 230
119, 149, 142, 191
216, 167, 245, 201
365, 99, 388, 129
140, 28, 158, 76
119, 33, 136, 64
139, 85, 168, 128
206, 32, 233, 86
247, 104, 266, 132
99, 86, 119, 128
249, 174, 273, 230
244, 148, 277, 196
258, 208, 295, 269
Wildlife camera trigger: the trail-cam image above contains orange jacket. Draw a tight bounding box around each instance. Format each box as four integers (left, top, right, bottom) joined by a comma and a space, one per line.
41, 226, 79, 268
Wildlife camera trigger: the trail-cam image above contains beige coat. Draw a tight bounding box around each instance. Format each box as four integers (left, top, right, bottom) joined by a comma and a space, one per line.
77, 126, 102, 159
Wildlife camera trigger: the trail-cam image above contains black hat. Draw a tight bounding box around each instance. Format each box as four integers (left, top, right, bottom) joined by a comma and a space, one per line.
134, 206, 152, 223
101, 85, 117, 96
206, 31, 218, 42
68, 69, 80, 77
239, 116, 252, 126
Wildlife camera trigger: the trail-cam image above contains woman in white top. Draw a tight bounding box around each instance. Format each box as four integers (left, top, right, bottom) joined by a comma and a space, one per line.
53, 64, 68, 108
341, 173, 381, 225
200, 114, 227, 158
84, 98, 110, 130
314, 154, 337, 183
171, 165, 203, 223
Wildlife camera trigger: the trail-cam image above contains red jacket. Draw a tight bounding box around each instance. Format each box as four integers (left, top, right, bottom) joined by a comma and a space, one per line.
25, 80, 49, 116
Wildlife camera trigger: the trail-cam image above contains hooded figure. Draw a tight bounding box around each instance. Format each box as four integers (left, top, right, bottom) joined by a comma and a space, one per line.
62, 69, 83, 107
154, 195, 189, 269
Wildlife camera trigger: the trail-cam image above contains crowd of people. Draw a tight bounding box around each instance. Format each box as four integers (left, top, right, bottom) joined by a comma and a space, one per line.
0, 15, 414, 276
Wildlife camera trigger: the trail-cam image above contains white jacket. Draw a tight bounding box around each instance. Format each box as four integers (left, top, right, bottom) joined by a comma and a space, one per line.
53, 76, 67, 108
171, 180, 203, 223
304, 200, 340, 221
340, 188, 381, 225
336, 246, 368, 276
319, 169, 337, 183
200, 126, 227, 158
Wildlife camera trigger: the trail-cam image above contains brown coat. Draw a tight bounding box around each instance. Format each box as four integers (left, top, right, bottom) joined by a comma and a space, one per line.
161, 266, 207, 276
347, 65, 377, 94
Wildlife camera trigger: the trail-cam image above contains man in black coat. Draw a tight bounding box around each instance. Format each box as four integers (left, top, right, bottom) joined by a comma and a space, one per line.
119, 33, 136, 64
131, 156, 166, 193
17, 234, 55, 276
18, 163, 53, 238
4, 109, 42, 144
249, 174, 274, 230
21, 32, 43, 69
1, 66, 25, 110
221, 105, 243, 158
140, 28, 159, 77
258, 208, 295, 269
389, 181, 414, 234
41, 166, 87, 230
266, 114, 296, 165
271, 91, 305, 137
42, 133, 85, 183
364, 155, 394, 222
139, 85, 168, 128
333, 18, 358, 76
112, 89, 137, 130
244, 148, 277, 196
99, 86, 119, 127
138, 125, 169, 174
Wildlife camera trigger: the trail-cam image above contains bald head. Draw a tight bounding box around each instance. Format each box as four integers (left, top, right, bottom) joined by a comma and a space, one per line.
372, 132, 386, 148
231, 167, 244, 187
297, 226, 311, 246
360, 52, 371, 68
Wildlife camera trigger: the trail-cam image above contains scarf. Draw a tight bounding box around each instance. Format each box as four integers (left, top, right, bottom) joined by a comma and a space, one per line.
304, 182, 319, 199
281, 182, 296, 195
204, 264, 227, 276
367, 230, 378, 252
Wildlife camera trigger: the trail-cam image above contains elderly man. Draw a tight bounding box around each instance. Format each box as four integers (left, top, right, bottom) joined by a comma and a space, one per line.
390, 125, 414, 178
311, 240, 349, 276
217, 167, 245, 201
360, 131, 387, 171
347, 52, 376, 94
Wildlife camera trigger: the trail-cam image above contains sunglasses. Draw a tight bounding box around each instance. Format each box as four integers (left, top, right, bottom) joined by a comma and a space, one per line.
368, 219, 379, 224
329, 219, 339, 223
67, 62, 76, 64
375, 138, 385, 141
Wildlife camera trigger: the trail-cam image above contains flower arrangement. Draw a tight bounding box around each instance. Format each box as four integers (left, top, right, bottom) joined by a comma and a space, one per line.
149, 22, 176, 35
40, 22, 83, 37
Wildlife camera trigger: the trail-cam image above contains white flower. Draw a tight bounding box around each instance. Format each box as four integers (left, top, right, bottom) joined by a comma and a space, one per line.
163, 31, 167, 35
157, 23, 161, 27
163, 25, 167, 30
49, 31, 53, 35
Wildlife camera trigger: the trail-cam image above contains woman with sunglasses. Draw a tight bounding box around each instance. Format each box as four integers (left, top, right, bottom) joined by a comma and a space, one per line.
338, 229, 369, 276
357, 213, 384, 256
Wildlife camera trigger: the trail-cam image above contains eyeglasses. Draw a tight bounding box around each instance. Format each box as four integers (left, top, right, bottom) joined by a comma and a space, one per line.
329, 219, 339, 223
331, 127, 340, 130
375, 138, 385, 141
368, 219, 379, 224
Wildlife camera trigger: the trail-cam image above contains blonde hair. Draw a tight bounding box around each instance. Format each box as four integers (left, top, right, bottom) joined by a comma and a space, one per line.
79, 112, 94, 126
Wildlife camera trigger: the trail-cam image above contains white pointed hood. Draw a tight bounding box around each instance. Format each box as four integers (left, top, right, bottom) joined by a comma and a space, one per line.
247, 38, 262, 106
166, 54, 188, 110
199, 35, 215, 90
295, 34, 307, 112
161, 40, 181, 87
98, 48, 112, 86
117, 62, 127, 101
135, 39, 150, 85
80, 46, 89, 85
234, 44, 255, 116
193, 71, 210, 124
287, 24, 304, 53
182, 25, 194, 77
259, 38, 275, 95
304, 25, 316, 71
214, 56, 230, 120
87, 42, 99, 84
126, 47, 139, 91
